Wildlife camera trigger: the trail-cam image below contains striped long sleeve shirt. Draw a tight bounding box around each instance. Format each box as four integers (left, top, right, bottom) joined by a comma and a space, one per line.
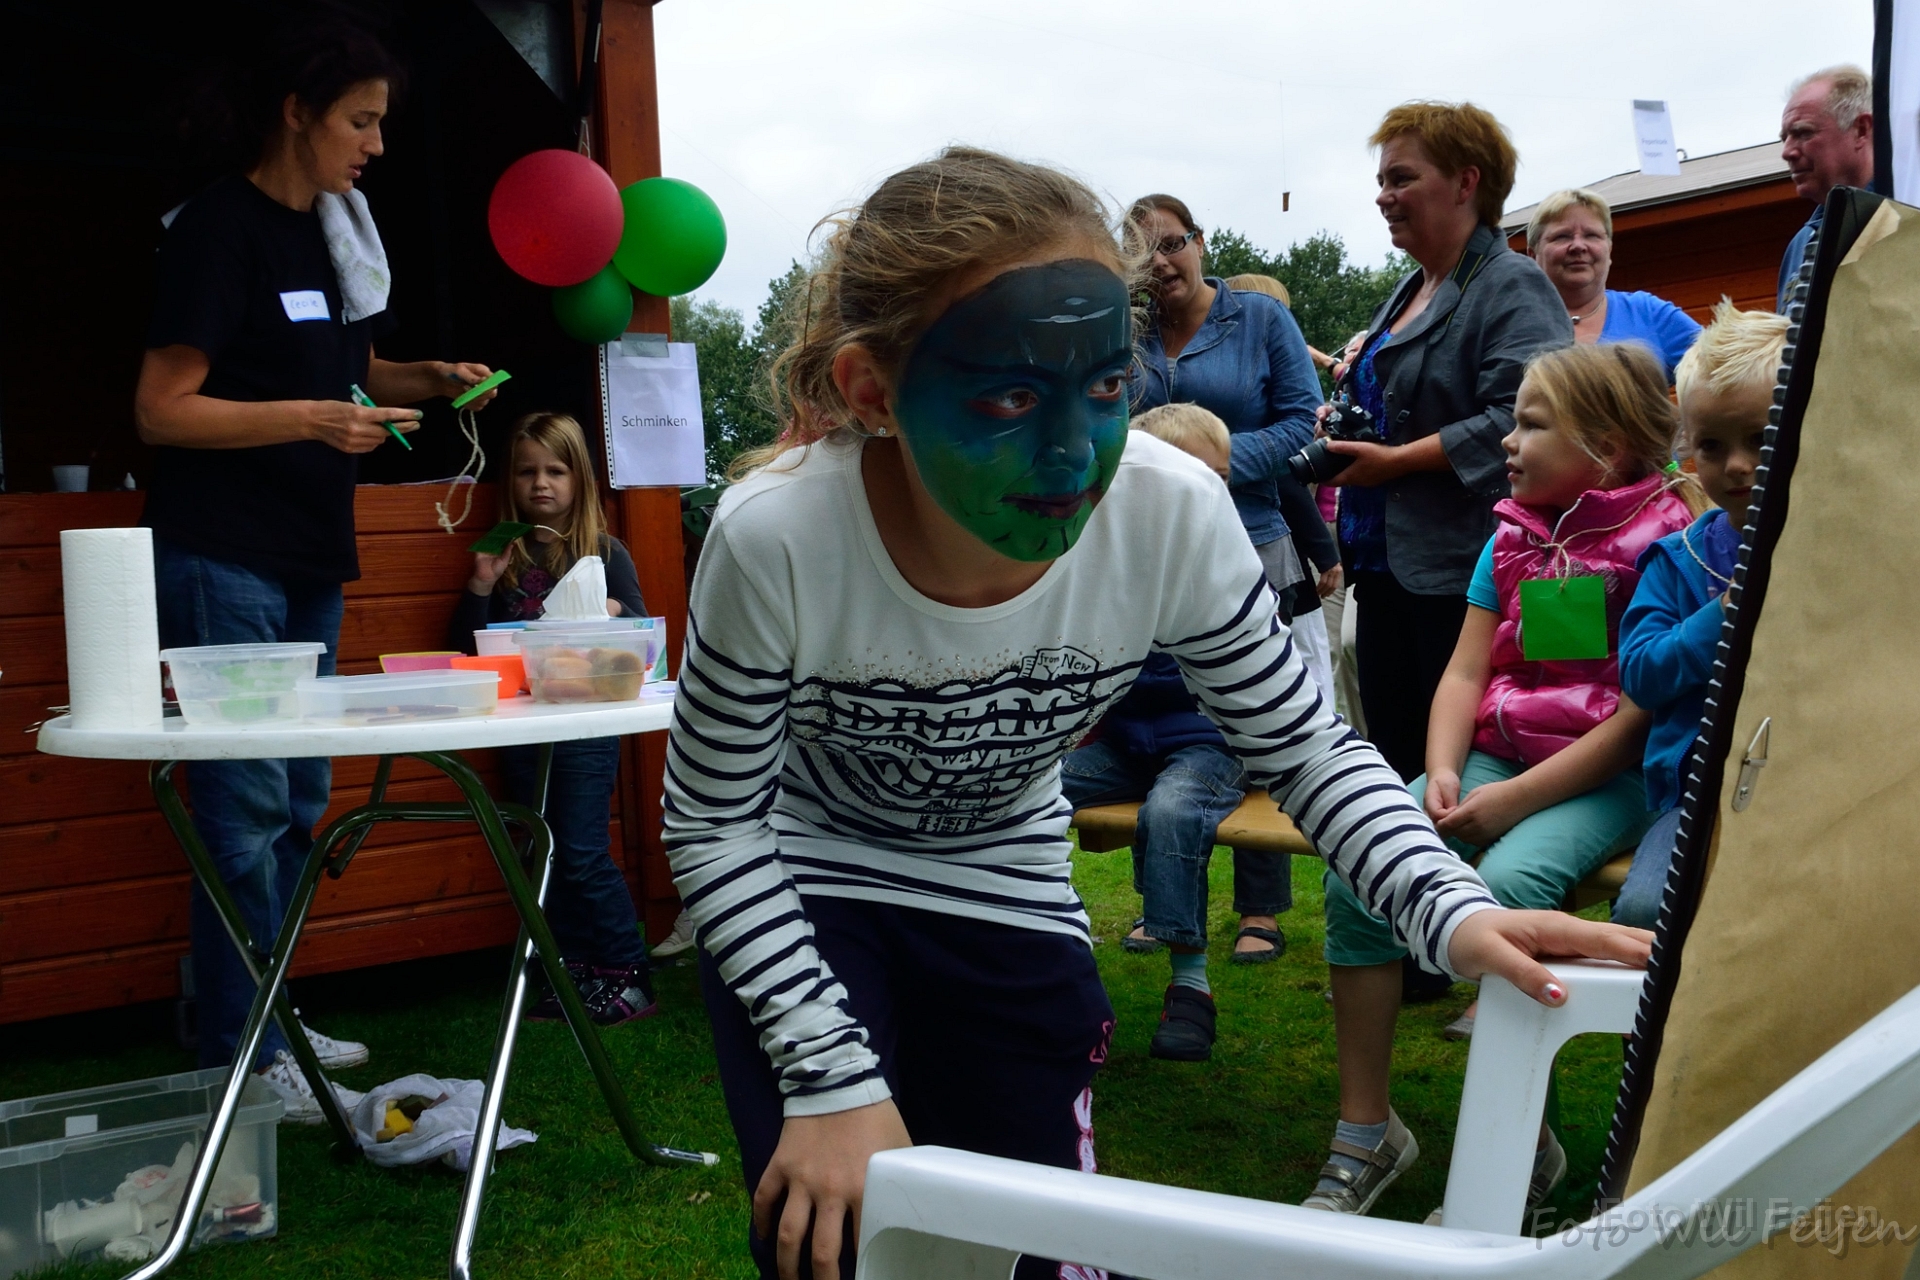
663, 431, 1499, 1117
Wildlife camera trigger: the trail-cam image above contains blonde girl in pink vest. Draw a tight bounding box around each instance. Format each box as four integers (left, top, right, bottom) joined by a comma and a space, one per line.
1309, 341, 1706, 1216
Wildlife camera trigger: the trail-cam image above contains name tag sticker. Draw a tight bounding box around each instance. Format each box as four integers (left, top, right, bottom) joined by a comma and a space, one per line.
280, 290, 330, 322
1519, 575, 1609, 661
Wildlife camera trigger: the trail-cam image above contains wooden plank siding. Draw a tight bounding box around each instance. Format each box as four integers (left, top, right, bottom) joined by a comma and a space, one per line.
1507, 177, 1808, 319
0, 483, 667, 1025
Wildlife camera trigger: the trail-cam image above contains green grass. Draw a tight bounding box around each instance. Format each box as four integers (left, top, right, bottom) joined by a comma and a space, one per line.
2, 849, 1624, 1277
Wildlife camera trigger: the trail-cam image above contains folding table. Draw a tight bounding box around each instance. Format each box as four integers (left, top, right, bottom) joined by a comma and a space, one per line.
37, 694, 713, 1280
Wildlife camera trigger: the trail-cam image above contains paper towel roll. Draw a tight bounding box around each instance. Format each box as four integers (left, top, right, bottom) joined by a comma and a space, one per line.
61, 527, 164, 730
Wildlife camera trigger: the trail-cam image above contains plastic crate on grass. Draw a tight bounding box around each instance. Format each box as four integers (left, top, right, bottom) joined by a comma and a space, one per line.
0, 1067, 282, 1275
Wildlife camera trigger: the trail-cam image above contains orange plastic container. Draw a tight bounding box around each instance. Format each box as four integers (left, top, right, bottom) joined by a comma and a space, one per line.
450, 654, 527, 698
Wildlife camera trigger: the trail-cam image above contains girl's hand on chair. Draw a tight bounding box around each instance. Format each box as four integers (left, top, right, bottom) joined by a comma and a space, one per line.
467, 551, 509, 596
1422, 769, 1461, 826
754, 1098, 912, 1280
1434, 778, 1528, 847
1447, 909, 1653, 1007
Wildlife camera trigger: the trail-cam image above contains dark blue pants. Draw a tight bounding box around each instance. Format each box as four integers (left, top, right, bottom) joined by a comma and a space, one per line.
500, 737, 645, 967
700, 896, 1115, 1280
153, 538, 342, 1070
1060, 740, 1289, 946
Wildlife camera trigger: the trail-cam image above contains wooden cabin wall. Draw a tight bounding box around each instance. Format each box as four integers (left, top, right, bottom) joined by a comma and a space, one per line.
0, 483, 659, 1026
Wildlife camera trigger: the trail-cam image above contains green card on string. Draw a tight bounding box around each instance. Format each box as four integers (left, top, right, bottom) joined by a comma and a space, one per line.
469, 521, 534, 555
1519, 575, 1609, 661
451, 369, 512, 409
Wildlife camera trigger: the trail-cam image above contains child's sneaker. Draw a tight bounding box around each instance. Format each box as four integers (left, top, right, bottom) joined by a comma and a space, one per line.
526, 959, 594, 1023
650, 909, 697, 958
586, 964, 658, 1027
256, 1049, 325, 1125
300, 1021, 369, 1070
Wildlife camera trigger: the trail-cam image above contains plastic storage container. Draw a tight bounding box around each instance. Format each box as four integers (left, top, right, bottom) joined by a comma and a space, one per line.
0, 1068, 282, 1276
473, 629, 520, 657
378, 652, 459, 674
296, 670, 499, 724
516, 627, 653, 703
161, 642, 327, 727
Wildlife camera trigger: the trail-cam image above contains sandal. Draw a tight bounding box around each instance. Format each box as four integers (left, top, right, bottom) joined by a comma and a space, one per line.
1300, 1109, 1419, 1215
1229, 925, 1285, 965
1121, 918, 1164, 954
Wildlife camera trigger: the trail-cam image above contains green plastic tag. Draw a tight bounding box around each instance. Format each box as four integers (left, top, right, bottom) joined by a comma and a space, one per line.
1519, 575, 1609, 661
469, 521, 534, 555
451, 369, 512, 409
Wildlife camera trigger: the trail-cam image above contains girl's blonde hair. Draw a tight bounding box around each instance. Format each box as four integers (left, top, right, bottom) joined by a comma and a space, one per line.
499, 412, 608, 588
1522, 343, 1711, 517
1225, 273, 1291, 307
735, 147, 1144, 478
1132, 402, 1229, 460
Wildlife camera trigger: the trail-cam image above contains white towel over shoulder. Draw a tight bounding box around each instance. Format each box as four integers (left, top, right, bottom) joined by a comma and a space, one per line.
315, 189, 390, 323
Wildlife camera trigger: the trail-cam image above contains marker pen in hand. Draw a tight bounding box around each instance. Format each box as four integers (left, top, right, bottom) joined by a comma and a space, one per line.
349, 384, 413, 451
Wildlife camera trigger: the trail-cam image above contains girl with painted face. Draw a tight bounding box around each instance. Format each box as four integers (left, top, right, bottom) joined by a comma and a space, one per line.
664, 147, 1653, 1280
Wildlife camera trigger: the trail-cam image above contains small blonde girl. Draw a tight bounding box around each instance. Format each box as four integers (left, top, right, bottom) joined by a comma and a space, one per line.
1314, 341, 1701, 1212
450, 412, 654, 1026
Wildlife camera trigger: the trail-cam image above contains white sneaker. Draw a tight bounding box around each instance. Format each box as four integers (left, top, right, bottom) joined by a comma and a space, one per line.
650, 909, 697, 959
301, 1021, 369, 1070
256, 1050, 325, 1125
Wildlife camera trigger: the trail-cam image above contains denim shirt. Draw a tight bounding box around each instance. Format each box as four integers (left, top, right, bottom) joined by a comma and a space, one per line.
1133, 281, 1323, 545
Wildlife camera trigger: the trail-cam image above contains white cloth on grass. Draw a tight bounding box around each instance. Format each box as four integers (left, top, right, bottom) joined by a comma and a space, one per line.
335, 1073, 536, 1172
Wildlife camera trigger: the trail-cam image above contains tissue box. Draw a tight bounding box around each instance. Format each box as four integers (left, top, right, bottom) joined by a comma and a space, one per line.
0, 1068, 282, 1276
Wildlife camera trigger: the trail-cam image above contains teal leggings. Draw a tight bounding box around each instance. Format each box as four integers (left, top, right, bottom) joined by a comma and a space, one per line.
1323, 750, 1653, 968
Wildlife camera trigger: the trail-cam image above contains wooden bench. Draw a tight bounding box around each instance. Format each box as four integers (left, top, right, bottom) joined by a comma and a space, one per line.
1069, 792, 1633, 913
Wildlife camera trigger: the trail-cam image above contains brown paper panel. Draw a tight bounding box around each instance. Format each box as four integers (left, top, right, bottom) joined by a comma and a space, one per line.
1626, 199, 1920, 1278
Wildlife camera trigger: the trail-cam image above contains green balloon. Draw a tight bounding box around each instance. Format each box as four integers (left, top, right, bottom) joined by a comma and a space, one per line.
612, 177, 727, 297
551, 264, 634, 342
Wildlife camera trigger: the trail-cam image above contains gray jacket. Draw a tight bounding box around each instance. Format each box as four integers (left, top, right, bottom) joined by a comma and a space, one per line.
1361, 223, 1572, 594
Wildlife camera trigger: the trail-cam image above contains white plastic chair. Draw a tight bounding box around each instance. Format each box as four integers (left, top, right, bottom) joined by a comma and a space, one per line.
856, 970, 1920, 1280
1442, 959, 1645, 1234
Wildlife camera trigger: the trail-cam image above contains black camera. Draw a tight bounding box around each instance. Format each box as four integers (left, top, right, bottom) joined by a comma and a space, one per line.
1285, 393, 1377, 484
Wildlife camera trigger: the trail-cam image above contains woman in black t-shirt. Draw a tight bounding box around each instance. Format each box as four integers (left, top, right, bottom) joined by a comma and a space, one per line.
133, 20, 498, 1117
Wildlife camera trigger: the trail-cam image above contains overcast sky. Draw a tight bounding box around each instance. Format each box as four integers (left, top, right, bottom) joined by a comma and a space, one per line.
651, 1, 1872, 321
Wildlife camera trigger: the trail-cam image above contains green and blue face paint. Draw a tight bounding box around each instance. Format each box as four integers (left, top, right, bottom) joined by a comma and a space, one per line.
893, 259, 1131, 562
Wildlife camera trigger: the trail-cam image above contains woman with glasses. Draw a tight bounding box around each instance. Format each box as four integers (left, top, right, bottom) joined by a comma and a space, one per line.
1073, 195, 1322, 973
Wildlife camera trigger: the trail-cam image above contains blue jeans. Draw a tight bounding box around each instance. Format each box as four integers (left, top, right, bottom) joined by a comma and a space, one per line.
1613, 805, 1683, 929
501, 737, 646, 968
1061, 740, 1264, 949
153, 538, 342, 1070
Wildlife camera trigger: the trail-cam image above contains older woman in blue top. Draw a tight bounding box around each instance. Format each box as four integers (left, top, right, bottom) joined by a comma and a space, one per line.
1127, 193, 1324, 962
1527, 188, 1700, 383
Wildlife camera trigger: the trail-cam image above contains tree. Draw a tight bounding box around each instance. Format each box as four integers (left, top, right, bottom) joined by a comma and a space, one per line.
670, 260, 809, 480
1204, 229, 1410, 377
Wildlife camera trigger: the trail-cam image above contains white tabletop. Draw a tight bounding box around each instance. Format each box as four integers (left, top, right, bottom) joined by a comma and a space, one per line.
37, 691, 677, 761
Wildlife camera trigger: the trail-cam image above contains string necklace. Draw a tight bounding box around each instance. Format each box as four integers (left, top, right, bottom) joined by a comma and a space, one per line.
1680, 525, 1735, 588
435, 405, 486, 535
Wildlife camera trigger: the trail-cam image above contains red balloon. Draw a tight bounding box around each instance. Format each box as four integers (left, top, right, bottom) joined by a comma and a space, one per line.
487, 150, 624, 287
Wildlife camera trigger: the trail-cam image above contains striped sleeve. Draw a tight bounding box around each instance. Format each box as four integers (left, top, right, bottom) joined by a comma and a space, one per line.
662, 520, 890, 1117
1159, 498, 1500, 977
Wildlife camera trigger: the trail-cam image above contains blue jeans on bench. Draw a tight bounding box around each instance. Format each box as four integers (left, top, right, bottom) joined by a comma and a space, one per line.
1061, 740, 1254, 949
154, 537, 342, 1071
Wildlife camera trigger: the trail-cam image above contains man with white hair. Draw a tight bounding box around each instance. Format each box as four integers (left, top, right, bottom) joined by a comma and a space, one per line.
1777, 64, 1875, 310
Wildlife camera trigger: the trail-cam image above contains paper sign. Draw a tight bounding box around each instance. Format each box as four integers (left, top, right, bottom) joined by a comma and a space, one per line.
1520, 575, 1610, 661
600, 339, 707, 488
1632, 100, 1682, 177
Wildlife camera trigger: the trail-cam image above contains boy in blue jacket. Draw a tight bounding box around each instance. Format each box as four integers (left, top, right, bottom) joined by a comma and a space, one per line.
1060, 404, 1294, 1062
1616, 300, 1788, 926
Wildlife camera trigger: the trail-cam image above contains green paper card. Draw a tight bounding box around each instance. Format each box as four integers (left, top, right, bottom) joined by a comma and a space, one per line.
469, 521, 533, 555
1520, 575, 1609, 661
451, 368, 512, 409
